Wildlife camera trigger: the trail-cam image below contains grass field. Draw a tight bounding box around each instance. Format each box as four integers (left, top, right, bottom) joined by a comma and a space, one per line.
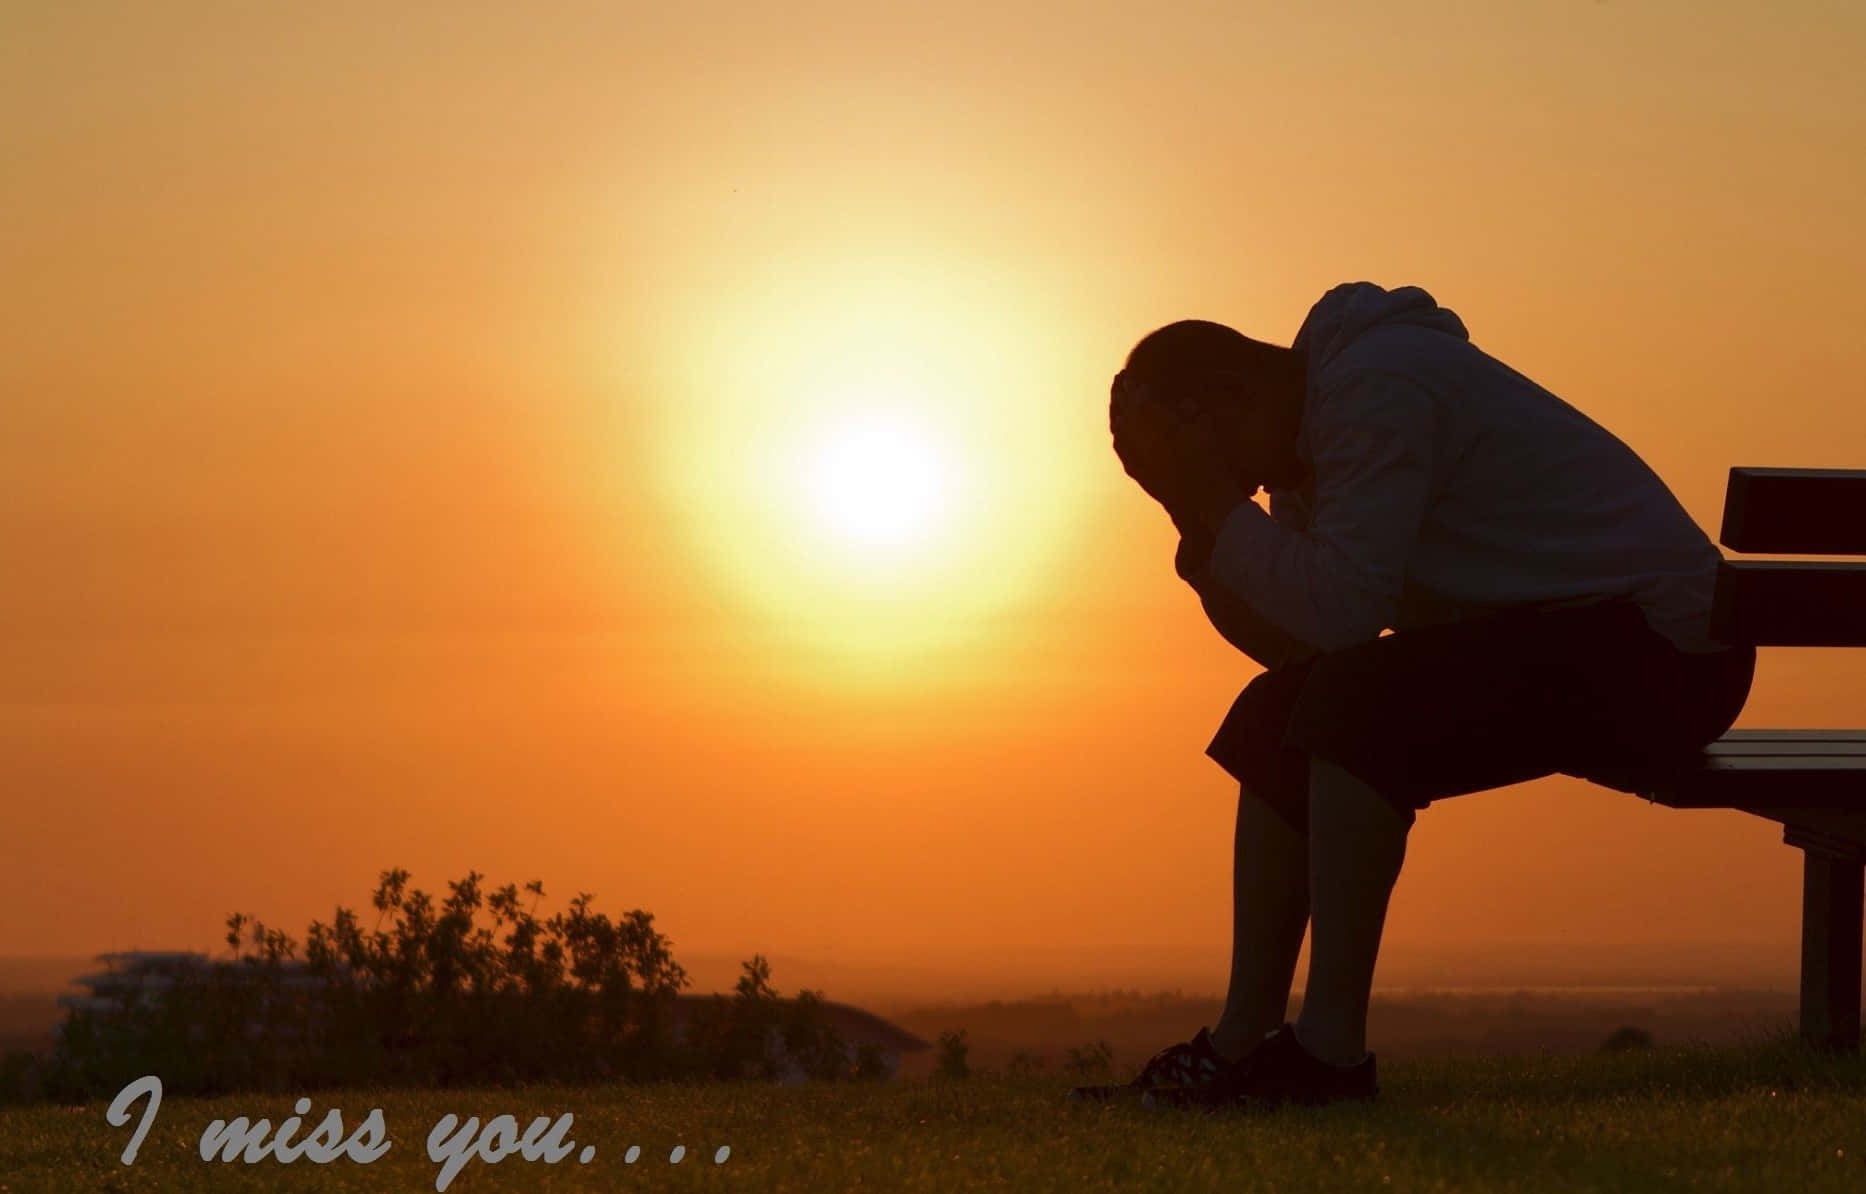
6, 1031, 1866, 1193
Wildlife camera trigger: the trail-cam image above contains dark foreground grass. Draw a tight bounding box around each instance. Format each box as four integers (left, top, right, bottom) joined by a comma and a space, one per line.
6, 1029, 1866, 1193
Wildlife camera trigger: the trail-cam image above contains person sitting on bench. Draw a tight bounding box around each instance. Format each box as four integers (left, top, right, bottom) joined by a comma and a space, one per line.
1099, 280, 1757, 1111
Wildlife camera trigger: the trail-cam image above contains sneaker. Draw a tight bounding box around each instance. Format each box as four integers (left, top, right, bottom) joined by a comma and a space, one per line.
1066, 1025, 1238, 1102
1140, 1023, 1377, 1112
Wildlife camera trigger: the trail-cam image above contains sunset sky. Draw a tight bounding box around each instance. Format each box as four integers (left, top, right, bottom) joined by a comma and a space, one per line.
4, 1, 1864, 993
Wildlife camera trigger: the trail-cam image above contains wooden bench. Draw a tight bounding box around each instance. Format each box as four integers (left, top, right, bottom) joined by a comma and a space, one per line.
1602, 468, 1866, 1052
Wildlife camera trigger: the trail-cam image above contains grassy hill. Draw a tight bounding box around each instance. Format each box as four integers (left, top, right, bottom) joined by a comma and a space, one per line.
4, 1030, 1864, 1192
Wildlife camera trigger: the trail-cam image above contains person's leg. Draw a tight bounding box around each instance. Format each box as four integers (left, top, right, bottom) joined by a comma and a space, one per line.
1266, 602, 1660, 1069
1293, 756, 1410, 1066
1210, 781, 1310, 1061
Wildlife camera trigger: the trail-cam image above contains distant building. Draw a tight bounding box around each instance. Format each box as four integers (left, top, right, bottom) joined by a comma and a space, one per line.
57, 950, 209, 1016
56, 950, 342, 1043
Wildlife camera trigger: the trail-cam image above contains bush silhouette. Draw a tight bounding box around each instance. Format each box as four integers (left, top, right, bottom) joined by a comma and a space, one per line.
1064, 1039, 1115, 1079
36, 867, 854, 1102
1600, 1025, 1657, 1052
935, 1029, 970, 1080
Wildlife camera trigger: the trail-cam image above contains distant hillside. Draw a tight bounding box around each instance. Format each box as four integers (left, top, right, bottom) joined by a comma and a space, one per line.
0, 942, 1802, 1065
6, 942, 1801, 1004
0, 969, 1801, 1068
885, 987, 1802, 1075
673, 941, 1800, 1008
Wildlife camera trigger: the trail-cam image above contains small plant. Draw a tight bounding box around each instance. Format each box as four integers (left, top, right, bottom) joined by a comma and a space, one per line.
1600, 1025, 1657, 1052
1006, 1049, 1046, 1078
852, 1040, 892, 1081
935, 1029, 970, 1080
1063, 1039, 1115, 1079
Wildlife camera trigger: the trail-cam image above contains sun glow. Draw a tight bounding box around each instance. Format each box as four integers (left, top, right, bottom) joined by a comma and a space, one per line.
630, 257, 1098, 675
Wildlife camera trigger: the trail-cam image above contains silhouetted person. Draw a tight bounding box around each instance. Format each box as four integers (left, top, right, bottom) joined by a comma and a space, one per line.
1091, 281, 1755, 1110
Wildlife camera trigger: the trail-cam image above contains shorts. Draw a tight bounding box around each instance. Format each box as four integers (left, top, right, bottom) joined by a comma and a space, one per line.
1204, 598, 1756, 834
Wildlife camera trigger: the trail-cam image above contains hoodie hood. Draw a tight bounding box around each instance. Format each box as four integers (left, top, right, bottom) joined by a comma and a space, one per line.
1291, 282, 1469, 377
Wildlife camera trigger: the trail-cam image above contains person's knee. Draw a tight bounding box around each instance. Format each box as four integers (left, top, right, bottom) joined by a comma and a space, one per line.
1240, 779, 1308, 837
1307, 757, 1417, 836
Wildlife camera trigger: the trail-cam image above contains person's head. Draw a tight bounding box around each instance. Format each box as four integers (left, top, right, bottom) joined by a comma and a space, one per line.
1122, 319, 1307, 491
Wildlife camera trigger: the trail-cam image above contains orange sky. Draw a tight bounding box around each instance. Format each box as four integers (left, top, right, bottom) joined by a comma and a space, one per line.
4, 1, 1865, 991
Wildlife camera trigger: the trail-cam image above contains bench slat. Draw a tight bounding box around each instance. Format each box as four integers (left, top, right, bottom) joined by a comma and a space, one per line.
1709, 560, 1866, 646
1611, 730, 1866, 810
1722, 747, 1866, 754
1719, 730, 1866, 742
1699, 756, 1866, 772
1720, 467, 1866, 554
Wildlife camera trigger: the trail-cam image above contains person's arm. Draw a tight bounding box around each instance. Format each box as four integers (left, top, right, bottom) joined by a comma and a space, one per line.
1174, 485, 1309, 579
1168, 498, 1322, 669
1183, 557, 1324, 669
1203, 371, 1436, 651
1267, 485, 1311, 531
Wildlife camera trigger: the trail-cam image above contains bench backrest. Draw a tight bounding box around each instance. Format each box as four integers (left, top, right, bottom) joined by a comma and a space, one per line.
1712, 467, 1866, 647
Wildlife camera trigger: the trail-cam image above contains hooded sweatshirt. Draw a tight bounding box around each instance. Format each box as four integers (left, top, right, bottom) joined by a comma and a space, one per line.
1203, 281, 1727, 655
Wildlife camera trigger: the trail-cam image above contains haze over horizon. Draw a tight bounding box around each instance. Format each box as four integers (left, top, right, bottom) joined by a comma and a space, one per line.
5, 1, 1865, 997
0, 940, 1810, 1011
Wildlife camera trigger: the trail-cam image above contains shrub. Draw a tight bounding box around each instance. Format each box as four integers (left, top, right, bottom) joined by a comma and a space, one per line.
1063, 1040, 1115, 1079
853, 1040, 892, 1081
1600, 1025, 1657, 1052
39, 868, 851, 1101
935, 1029, 970, 1080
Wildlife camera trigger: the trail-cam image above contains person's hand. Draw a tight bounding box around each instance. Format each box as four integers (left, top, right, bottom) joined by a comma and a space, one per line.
1110, 370, 1255, 532
1109, 369, 1185, 508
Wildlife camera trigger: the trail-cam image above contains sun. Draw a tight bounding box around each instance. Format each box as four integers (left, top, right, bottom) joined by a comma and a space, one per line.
806, 408, 950, 550
627, 256, 1099, 671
